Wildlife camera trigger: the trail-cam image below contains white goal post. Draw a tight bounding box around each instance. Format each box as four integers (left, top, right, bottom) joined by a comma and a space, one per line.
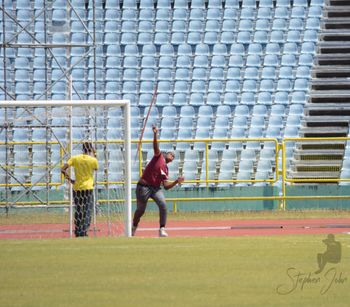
0, 100, 132, 238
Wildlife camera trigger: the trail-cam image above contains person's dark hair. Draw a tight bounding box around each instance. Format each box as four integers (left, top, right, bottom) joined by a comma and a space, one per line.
162, 151, 175, 157
83, 142, 93, 154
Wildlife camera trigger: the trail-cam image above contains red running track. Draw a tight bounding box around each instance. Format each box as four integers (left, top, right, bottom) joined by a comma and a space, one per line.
1, 218, 350, 239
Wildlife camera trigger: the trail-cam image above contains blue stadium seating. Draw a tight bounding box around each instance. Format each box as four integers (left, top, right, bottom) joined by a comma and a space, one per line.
0, 0, 328, 188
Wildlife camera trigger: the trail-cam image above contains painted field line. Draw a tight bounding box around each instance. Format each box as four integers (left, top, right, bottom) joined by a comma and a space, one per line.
0, 229, 66, 234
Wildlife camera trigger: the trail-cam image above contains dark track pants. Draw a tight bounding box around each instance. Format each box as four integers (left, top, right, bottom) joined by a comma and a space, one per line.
133, 184, 167, 228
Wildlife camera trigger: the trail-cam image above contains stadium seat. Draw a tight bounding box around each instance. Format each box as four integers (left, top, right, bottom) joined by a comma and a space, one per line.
296, 66, 311, 79
237, 162, 255, 181
236, 31, 251, 45
253, 31, 268, 44
162, 105, 178, 118
191, 80, 206, 93
289, 18, 304, 30
158, 68, 172, 81
211, 55, 226, 68
308, 6, 323, 18
213, 43, 228, 56
175, 68, 190, 81
207, 92, 222, 106
208, 80, 224, 93
291, 91, 308, 104
261, 67, 276, 80
287, 30, 302, 43
209, 68, 225, 80
206, 8, 222, 20
283, 42, 298, 55
294, 79, 309, 92
225, 80, 240, 93
228, 55, 244, 68
274, 91, 290, 105
304, 30, 319, 42
155, 20, 169, 33
281, 54, 297, 67
242, 80, 257, 92
250, 115, 265, 128
299, 54, 314, 66
192, 68, 207, 80
268, 115, 283, 128
223, 93, 239, 105
141, 56, 156, 68
274, 7, 289, 19
265, 43, 281, 55
270, 104, 286, 116
278, 66, 294, 80
227, 68, 241, 80
257, 92, 272, 105
191, 0, 206, 8
193, 127, 210, 150
270, 30, 285, 44
176, 128, 193, 151
222, 19, 236, 33
173, 93, 188, 106
263, 54, 279, 67
259, 79, 274, 92
174, 81, 189, 94
154, 33, 169, 45
272, 18, 287, 31
159, 55, 174, 68
286, 114, 302, 127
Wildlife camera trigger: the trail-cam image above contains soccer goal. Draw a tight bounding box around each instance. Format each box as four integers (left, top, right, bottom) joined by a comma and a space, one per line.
0, 100, 132, 238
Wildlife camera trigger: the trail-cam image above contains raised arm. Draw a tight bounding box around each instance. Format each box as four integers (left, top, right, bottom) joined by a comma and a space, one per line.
152, 125, 161, 156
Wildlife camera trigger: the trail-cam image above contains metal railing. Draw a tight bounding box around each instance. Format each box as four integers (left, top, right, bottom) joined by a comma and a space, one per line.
2, 137, 350, 209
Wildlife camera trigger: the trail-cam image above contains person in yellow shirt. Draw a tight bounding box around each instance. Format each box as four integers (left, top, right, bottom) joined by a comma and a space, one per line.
61, 142, 98, 237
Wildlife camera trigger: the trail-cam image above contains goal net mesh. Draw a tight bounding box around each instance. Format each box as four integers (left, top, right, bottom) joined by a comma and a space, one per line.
0, 101, 131, 238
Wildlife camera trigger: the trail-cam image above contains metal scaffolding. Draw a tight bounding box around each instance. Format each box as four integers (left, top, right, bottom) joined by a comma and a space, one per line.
0, 0, 99, 100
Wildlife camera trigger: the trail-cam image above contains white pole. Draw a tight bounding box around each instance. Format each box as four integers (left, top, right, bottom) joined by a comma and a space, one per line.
68, 77, 73, 238
124, 102, 132, 237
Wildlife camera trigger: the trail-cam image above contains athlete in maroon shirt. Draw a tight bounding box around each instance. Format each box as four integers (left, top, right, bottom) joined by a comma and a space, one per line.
132, 125, 184, 237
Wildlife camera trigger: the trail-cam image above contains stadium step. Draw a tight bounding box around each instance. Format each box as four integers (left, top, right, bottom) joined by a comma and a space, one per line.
298, 142, 345, 150
303, 116, 350, 127
292, 161, 342, 171
300, 126, 348, 138
290, 0, 350, 183
313, 65, 350, 78
312, 79, 350, 91
307, 94, 350, 106
288, 171, 340, 181
294, 148, 344, 163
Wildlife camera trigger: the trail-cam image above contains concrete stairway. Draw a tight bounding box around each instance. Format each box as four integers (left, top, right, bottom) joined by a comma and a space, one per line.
289, 0, 350, 182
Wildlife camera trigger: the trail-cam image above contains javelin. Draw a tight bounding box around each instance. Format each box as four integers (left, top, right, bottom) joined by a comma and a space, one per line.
134, 84, 158, 162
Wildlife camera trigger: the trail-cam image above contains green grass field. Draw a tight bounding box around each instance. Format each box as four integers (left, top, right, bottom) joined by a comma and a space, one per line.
1, 234, 349, 307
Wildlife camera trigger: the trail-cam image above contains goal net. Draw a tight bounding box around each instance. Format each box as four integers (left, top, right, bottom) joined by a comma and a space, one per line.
0, 100, 132, 238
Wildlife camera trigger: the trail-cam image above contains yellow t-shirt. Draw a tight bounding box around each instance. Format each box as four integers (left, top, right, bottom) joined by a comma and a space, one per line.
67, 154, 98, 191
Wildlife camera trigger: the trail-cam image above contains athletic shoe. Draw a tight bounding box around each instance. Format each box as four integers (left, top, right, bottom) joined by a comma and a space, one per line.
132, 225, 137, 236
159, 227, 168, 237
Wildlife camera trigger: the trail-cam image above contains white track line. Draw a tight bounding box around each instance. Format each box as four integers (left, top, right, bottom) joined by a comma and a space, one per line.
138, 226, 233, 231
138, 224, 350, 232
